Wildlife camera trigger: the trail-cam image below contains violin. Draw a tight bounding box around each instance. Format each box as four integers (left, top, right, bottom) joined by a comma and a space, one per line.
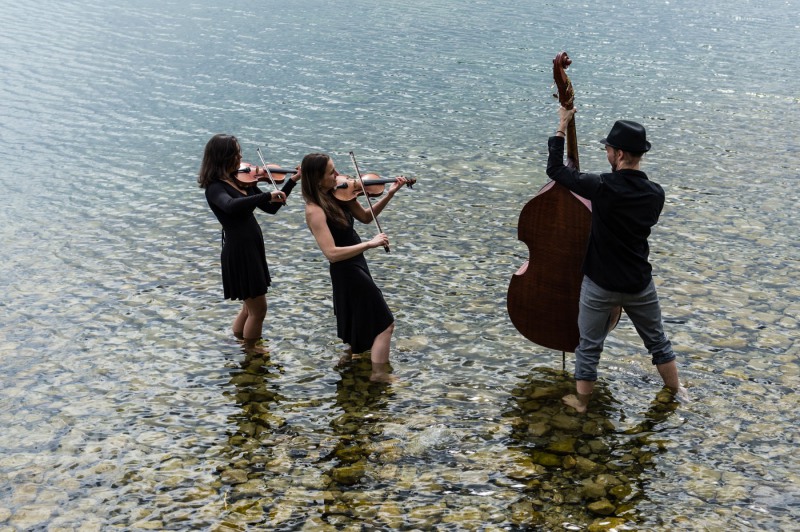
236, 163, 297, 185
332, 173, 416, 202
507, 52, 620, 359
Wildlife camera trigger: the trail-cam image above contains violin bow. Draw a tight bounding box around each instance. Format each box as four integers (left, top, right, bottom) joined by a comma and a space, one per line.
349, 151, 390, 253
255, 147, 282, 195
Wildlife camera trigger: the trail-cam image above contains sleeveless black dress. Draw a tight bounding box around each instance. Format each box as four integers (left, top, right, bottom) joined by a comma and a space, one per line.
205, 179, 296, 300
327, 209, 394, 354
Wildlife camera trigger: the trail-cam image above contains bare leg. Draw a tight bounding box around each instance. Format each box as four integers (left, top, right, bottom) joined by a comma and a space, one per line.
369, 323, 396, 382
656, 360, 679, 391
562, 380, 594, 413
242, 295, 267, 343
656, 360, 689, 401
232, 303, 248, 338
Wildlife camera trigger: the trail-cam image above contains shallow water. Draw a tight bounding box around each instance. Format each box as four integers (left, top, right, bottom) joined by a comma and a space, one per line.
1, 0, 798, 530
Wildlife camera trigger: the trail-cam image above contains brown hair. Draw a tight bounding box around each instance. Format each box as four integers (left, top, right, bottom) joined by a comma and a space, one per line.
300, 153, 349, 227
198, 134, 240, 189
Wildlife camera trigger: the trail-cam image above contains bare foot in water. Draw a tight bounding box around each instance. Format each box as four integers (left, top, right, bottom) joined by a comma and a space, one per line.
370, 371, 398, 383
562, 394, 588, 413
370, 362, 397, 383
241, 339, 269, 356
673, 385, 691, 403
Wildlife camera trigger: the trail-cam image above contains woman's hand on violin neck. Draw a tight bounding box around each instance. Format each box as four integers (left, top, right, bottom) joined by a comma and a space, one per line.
388, 176, 409, 192
368, 233, 389, 249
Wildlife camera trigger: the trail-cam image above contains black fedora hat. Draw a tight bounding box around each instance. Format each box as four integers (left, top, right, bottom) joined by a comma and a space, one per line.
599, 120, 651, 153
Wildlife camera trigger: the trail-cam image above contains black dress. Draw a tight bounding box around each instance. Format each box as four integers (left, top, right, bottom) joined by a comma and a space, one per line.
205, 179, 297, 300
327, 209, 394, 354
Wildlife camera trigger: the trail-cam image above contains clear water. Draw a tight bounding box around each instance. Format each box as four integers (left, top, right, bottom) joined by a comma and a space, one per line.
1, 0, 798, 529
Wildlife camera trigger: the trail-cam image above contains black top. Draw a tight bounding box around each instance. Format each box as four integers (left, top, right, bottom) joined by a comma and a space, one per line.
546, 136, 664, 293
205, 179, 297, 300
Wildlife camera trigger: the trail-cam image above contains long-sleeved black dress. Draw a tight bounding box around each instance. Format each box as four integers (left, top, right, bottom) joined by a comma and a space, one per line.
327, 208, 394, 353
205, 179, 297, 300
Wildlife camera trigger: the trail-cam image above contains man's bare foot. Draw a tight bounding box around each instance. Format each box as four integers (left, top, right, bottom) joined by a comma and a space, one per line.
562, 394, 588, 413
673, 385, 691, 403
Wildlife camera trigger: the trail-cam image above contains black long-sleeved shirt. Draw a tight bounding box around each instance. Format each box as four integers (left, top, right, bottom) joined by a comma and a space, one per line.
546, 136, 664, 293
205, 178, 297, 242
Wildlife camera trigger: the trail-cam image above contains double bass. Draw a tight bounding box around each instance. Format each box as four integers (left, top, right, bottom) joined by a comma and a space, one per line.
507, 52, 619, 359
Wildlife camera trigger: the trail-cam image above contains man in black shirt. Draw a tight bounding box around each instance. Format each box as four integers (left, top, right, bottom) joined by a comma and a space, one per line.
547, 107, 686, 412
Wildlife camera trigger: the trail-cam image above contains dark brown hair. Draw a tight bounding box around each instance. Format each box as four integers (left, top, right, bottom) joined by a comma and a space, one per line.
300, 153, 349, 227
198, 134, 240, 189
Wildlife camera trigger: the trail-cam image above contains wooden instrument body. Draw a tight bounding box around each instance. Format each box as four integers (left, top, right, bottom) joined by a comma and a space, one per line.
507, 181, 591, 352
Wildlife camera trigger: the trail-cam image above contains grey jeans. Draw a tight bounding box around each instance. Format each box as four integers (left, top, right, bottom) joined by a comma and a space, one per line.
575, 275, 675, 382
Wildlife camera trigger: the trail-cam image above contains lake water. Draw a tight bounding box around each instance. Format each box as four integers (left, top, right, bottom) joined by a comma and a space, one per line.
1, 0, 798, 529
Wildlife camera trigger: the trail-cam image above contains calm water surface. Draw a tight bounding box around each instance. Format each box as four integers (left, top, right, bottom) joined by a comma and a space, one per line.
1, 0, 798, 530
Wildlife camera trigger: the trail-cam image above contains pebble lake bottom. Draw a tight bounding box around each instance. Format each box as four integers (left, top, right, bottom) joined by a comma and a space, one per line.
1, 0, 798, 529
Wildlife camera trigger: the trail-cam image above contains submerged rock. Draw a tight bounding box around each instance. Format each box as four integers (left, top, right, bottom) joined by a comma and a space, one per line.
547, 437, 577, 454
588, 516, 630, 531
331, 463, 366, 485
586, 498, 616, 516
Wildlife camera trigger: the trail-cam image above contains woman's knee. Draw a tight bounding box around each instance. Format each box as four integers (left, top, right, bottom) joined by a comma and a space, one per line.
244, 296, 267, 320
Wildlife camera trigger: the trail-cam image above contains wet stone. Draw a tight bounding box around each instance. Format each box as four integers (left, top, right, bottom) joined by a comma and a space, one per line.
334, 445, 364, 463
408, 503, 448, 526
595, 474, 623, 488
581, 479, 607, 499
528, 421, 551, 437
442, 506, 486, 525
586, 498, 616, 516
220, 468, 249, 484
608, 484, 633, 501
530, 450, 562, 467
581, 420, 605, 436
575, 456, 602, 475
9, 505, 52, 529
588, 517, 630, 531
587, 439, 609, 454
331, 463, 366, 485
510, 501, 542, 526
378, 501, 404, 528
551, 413, 583, 431
547, 437, 577, 454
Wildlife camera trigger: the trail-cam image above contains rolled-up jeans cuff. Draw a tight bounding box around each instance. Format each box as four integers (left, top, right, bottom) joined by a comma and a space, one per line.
652, 352, 676, 366
574, 363, 599, 382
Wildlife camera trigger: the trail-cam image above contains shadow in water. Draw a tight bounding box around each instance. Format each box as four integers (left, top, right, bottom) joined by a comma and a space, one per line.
218, 343, 288, 503
318, 357, 396, 526
503, 365, 683, 529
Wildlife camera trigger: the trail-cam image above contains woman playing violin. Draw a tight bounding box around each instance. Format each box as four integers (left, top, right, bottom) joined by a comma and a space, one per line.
300, 153, 409, 382
198, 134, 301, 351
